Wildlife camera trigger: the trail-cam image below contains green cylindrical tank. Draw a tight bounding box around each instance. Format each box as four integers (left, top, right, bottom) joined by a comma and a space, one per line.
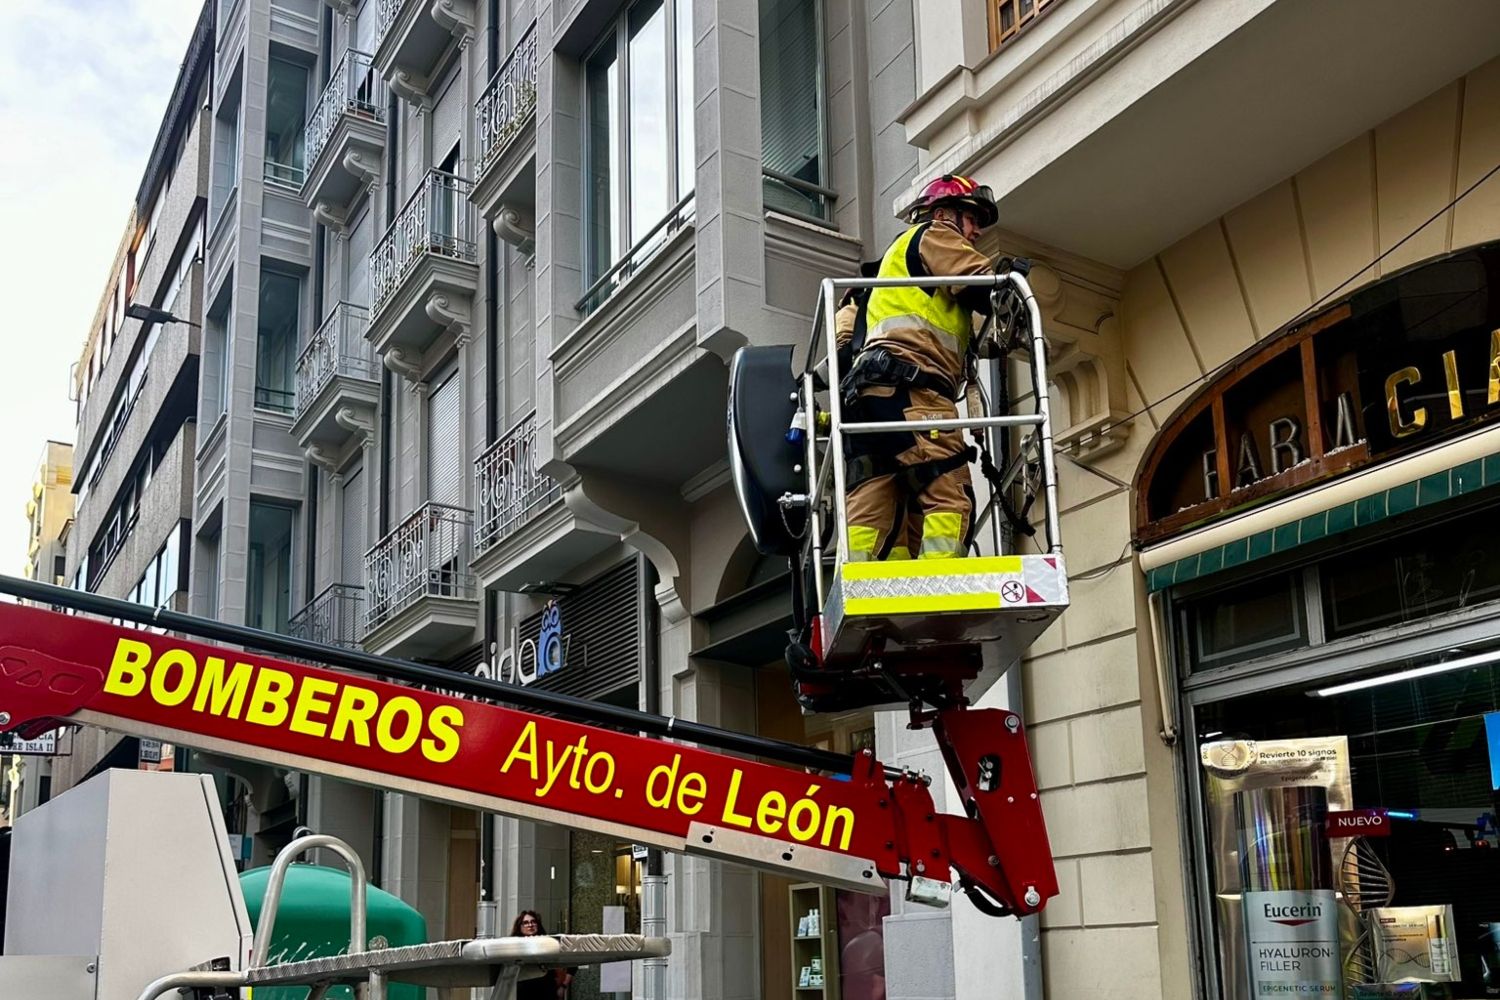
240, 864, 428, 1000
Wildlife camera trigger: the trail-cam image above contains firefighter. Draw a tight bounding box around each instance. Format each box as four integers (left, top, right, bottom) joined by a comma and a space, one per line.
841, 174, 999, 561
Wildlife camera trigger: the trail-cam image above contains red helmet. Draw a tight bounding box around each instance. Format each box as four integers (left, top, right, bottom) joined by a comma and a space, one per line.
910, 174, 998, 228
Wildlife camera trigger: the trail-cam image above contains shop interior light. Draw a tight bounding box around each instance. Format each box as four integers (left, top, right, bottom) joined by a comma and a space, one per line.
1310, 647, 1500, 698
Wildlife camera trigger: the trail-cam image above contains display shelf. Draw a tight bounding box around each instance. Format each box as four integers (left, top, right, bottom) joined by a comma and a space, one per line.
788, 882, 840, 1000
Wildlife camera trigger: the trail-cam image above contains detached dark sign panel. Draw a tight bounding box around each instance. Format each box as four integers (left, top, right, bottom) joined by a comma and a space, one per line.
1135, 243, 1500, 544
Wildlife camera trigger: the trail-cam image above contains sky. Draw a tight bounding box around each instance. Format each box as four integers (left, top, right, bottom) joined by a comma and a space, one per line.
0, 0, 204, 576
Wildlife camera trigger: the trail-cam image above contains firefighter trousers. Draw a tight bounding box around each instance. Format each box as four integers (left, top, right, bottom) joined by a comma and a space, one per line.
845, 385, 973, 561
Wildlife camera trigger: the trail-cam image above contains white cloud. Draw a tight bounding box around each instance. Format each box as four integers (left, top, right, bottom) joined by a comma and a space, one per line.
0, 0, 202, 577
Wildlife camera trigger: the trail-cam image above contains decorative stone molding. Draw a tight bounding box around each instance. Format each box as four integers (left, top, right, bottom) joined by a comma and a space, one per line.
389, 68, 432, 108
564, 473, 689, 620
312, 199, 348, 233
492, 204, 536, 258
1025, 262, 1133, 463
323, 0, 355, 15
343, 148, 381, 189
383, 347, 425, 383
425, 290, 471, 344
430, 0, 476, 40
305, 444, 341, 473
334, 405, 377, 445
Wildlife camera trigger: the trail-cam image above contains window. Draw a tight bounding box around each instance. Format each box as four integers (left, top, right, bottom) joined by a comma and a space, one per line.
1177, 571, 1310, 672
163, 217, 204, 313
987, 0, 1059, 52
265, 58, 309, 186
211, 92, 241, 223
583, 0, 695, 290
248, 502, 294, 633
205, 289, 232, 417
142, 184, 167, 266
255, 269, 299, 413
760, 0, 830, 220
135, 526, 185, 610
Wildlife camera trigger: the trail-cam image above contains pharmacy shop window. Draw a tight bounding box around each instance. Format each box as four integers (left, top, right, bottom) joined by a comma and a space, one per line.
1189, 637, 1500, 997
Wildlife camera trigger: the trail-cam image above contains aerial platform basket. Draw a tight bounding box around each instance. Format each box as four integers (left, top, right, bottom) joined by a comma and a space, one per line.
821, 553, 1069, 662
729, 270, 1069, 711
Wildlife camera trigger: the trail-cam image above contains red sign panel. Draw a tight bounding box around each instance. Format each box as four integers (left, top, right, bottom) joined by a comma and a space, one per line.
1326, 809, 1392, 838
0, 601, 1057, 913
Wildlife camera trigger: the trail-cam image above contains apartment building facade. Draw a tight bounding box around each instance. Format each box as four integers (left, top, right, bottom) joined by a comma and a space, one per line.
54, 3, 214, 796
895, 0, 1500, 997
23, 441, 74, 586
187, 0, 920, 992
5, 440, 77, 822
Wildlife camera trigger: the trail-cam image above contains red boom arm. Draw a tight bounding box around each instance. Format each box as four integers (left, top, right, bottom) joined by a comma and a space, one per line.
0, 602, 1056, 915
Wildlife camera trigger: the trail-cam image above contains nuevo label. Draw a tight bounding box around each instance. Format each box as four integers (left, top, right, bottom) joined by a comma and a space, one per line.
1244, 889, 1343, 998
1326, 809, 1391, 838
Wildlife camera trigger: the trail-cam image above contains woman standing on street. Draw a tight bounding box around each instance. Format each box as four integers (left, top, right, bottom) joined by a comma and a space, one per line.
512, 910, 574, 1000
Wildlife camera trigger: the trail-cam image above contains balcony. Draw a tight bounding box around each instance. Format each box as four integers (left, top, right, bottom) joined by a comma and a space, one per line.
470, 412, 605, 591
289, 583, 365, 649
303, 49, 385, 222
291, 302, 379, 461
367, 170, 478, 380
373, 0, 475, 106
362, 501, 479, 657
470, 22, 538, 254
899, 0, 1500, 268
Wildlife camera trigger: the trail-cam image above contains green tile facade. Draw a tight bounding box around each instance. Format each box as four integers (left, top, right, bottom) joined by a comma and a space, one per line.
1146, 451, 1500, 591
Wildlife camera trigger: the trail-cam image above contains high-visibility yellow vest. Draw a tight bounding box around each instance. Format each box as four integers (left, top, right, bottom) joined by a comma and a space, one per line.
862, 224, 972, 372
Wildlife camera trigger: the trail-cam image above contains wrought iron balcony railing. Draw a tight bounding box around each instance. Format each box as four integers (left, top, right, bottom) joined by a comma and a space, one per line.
306, 49, 384, 171
375, 0, 406, 55
294, 302, 377, 419
288, 583, 366, 649
475, 22, 538, 178
475, 412, 561, 554
370, 170, 477, 315
364, 501, 475, 631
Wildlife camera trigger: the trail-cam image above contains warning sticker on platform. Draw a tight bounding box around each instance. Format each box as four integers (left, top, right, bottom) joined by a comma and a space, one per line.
1243, 890, 1342, 997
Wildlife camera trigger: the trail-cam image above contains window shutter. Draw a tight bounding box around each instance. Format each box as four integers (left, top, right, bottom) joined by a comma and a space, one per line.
433, 68, 464, 168
340, 467, 366, 586
759, 0, 820, 182
427, 369, 464, 507
345, 206, 372, 309
519, 560, 640, 701
354, 0, 377, 53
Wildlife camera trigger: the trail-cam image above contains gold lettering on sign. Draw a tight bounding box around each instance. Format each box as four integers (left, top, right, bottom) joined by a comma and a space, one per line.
1268, 417, 1303, 475
1385, 367, 1426, 439
1489, 328, 1499, 405
1443, 349, 1464, 419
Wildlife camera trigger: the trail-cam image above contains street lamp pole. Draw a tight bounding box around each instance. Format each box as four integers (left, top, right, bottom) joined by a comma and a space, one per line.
125, 302, 202, 328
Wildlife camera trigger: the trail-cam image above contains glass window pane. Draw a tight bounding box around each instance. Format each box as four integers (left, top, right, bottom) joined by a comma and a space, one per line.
256, 271, 299, 413
139, 555, 158, 610
1179, 571, 1309, 672
265, 59, 308, 185
760, 0, 826, 219
586, 44, 619, 283
674, 0, 695, 197
159, 526, 181, 603
628, 0, 668, 244
1321, 504, 1500, 640
248, 503, 294, 634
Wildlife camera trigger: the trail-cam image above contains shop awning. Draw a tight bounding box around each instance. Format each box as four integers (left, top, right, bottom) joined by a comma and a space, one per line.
1141, 426, 1500, 592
